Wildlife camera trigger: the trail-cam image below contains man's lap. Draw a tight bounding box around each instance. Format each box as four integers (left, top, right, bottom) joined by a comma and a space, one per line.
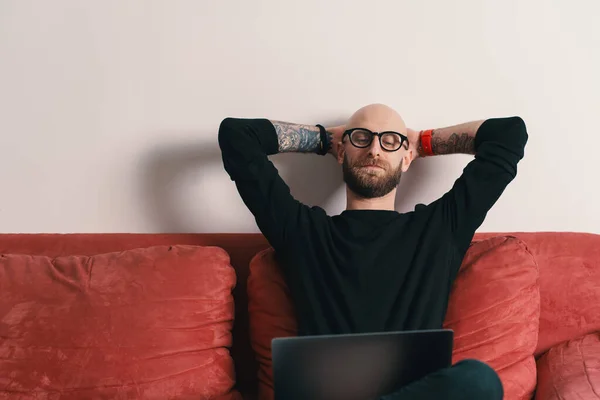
380, 359, 503, 400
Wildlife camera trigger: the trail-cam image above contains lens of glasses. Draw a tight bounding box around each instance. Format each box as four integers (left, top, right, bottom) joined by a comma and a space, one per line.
380, 133, 401, 151
349, 130, 402, 151
349, 129, 373, 147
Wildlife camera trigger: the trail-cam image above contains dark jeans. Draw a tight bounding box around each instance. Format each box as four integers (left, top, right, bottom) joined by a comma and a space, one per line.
380, 359, 504, 400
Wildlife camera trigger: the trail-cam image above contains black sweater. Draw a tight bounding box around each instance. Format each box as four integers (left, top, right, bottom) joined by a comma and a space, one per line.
218, 117, 528, 336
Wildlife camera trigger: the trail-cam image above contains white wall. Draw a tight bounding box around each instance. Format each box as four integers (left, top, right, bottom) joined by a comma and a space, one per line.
1, 0, 598, 234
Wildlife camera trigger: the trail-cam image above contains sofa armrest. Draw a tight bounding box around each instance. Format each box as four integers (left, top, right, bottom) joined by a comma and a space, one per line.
535, 332, 600, 400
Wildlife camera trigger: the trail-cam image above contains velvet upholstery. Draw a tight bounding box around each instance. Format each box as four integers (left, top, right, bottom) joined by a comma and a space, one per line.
444, 236, 540, 400
474, 232, 600, 356
0, 245, 240, 399
0, 234, 271, 399
247, 249, 297, 400
1, 232, 598, 399
534, 332, 600, 400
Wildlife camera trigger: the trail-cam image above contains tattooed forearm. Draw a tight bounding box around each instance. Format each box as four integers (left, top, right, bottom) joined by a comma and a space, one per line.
428, 120, 483, 155
270, 120, 322, 153
431, 131, 476, 155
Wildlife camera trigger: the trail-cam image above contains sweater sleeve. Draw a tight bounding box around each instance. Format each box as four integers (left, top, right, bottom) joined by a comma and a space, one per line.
218, 117, 310, 251
438, 116, 529, 252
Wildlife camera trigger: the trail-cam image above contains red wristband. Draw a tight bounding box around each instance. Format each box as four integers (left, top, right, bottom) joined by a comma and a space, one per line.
420, 129, 434, 157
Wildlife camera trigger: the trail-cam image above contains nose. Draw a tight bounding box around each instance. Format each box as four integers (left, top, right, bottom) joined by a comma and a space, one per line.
367, 135, 382, 157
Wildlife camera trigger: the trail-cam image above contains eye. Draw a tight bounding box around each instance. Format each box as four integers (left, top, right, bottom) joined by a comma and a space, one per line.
381, 133, 400, 149
351, 130, 372, 146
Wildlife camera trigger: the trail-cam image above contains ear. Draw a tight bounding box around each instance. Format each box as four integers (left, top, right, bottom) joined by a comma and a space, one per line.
401, 150, 414, 172
336, 141, 345, 165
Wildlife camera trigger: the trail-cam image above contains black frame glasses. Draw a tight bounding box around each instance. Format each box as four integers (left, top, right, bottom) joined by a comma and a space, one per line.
342, 128, 409, 152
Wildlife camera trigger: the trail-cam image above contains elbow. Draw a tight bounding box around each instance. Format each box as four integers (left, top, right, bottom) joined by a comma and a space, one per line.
218, 117, 240, 150
218, 117, 236, 139
475, 116, 529, 161
505, 116, 528, 152
493, 116, 529, 157
510, 116, 528, 147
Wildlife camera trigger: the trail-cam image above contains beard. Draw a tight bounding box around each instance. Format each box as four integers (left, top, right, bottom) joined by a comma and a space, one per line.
342, 154, 403, 199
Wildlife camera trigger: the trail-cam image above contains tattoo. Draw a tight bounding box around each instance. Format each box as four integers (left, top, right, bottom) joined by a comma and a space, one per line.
271, 120, 321, 153
431, 131, 476, 155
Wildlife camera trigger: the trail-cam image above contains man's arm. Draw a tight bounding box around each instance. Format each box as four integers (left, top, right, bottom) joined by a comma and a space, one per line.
416, 116, 528, 252
271, 120, 326, 153
416, 120, 485, 157
218, 118, 328, 250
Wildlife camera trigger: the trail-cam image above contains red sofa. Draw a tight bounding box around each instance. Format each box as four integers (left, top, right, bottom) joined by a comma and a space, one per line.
1, 232, 599, 399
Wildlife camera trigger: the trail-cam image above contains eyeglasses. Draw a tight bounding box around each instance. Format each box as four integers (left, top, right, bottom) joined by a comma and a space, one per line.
342, 128, 408, 152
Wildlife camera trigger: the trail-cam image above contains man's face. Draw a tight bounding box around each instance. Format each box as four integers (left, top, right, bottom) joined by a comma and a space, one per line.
338, 122, 412, 199
342, 147, 404, 199
336, 104, 413, 199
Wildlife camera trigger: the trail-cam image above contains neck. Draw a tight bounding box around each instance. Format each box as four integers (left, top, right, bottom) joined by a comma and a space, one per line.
345, 187, 397, 211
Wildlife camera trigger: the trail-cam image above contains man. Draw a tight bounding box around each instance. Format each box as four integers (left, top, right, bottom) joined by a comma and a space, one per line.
218, 103, 528, 399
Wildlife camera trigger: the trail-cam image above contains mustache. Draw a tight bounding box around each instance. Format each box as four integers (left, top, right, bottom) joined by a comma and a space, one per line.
355, 159, 388, 169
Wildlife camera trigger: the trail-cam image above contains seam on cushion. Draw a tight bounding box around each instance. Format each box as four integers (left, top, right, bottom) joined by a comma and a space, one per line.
513, 238, 541, 288
85, 256, 94, 289
578, 340, 600, 398
512, 238, 541, 305
511, 237, 538, 267
553, 385, 564, 400
514, 236, 542, 350
548, 349, 565, 400
48, 258, 81, 291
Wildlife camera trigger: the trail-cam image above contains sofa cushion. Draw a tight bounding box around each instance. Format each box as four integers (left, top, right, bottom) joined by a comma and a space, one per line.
247, 236, 540, 400
0, 245, 241, 399
248, 249, 298, 400
475, 232, 600, 357
535, 332, 600, 400
443, 236, 540, 400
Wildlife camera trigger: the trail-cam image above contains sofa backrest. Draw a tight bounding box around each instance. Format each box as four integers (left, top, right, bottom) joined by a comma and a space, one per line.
2, 232, 599, 396
0, 233, 270, 399
475, 232, 600, 356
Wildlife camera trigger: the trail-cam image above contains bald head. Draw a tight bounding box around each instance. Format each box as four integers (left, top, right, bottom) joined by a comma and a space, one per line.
346, 103, 406, 133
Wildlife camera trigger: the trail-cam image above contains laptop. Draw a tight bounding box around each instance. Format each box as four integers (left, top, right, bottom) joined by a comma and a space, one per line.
272, 329, 453, 400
